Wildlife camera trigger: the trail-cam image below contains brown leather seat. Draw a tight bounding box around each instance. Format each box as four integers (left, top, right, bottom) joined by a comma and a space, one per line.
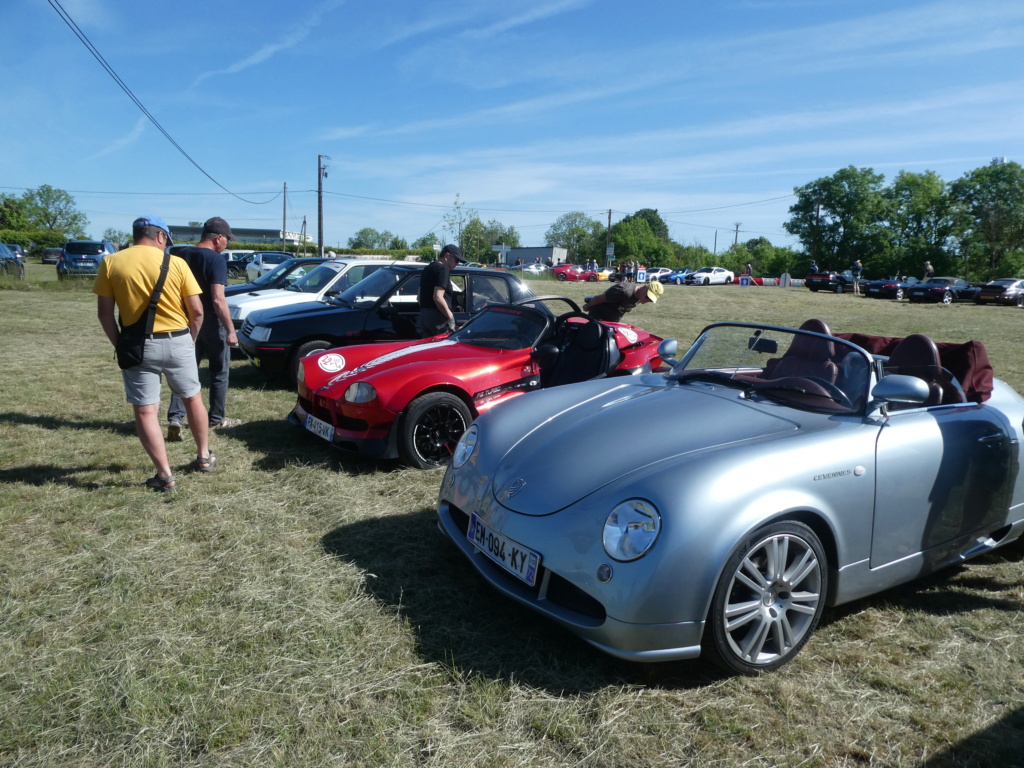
884, 334, 946, 406
766, 319, 837, 383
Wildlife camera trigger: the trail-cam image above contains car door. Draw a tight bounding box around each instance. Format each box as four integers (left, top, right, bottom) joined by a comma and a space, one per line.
365, 273, 424, 340
467, 274, 513, 312
871, 404, 1014, 570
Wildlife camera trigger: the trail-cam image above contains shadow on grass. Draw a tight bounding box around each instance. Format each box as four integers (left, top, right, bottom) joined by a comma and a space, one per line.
0, 462, 131, 489
916, 705, 1024, 768
0, 410, 137, 436
321, 508, 726, 694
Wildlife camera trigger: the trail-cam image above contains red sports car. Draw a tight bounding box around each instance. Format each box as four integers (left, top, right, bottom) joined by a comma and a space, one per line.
290, 297, 663, 468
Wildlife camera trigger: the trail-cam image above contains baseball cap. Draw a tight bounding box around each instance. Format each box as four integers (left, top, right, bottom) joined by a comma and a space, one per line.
133, 215, 173, 244
440, 244, 466, 263
203, 216, 235, 241
646, 280, 664, 302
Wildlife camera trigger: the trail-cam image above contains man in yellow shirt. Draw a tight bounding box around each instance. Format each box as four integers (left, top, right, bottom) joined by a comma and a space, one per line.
94, 215, 216, 491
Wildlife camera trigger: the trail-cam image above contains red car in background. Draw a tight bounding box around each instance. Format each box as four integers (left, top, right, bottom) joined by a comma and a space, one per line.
290, 297, 663, 468
553, 263, 604, 282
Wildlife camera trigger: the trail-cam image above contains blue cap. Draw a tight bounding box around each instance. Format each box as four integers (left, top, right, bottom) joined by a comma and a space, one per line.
133, 215, 173, 244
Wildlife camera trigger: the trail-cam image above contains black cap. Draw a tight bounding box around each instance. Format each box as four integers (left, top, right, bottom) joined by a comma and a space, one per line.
203, 216, 235, 241
440, 244, 466, 263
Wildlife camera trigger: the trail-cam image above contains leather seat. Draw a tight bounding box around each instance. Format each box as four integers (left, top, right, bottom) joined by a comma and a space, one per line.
542, 318, 622, 388
765, 319, 838, 383
884, 333, 951, 407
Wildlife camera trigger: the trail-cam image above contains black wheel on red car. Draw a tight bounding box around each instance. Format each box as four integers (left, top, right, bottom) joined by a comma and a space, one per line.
557, 273, 566, 281
705, 521, 827, 675
588, 274, 598, 282
400, 392, 473, 469
290, 339, 333, 381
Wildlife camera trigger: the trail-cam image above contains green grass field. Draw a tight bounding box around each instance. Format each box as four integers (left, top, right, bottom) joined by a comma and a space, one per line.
1, 268, 1022, 767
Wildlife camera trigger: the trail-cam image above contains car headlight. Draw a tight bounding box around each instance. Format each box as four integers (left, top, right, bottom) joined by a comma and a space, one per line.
249, 325, 272, 342
452, 424, 478, 469
603, 499, 660, 561
344, 382, 377, 403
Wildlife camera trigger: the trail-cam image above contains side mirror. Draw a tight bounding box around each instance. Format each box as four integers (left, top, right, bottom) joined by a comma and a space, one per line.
657, 338, 679, 367
533, 343, 560, 366
870, 374, 930, 405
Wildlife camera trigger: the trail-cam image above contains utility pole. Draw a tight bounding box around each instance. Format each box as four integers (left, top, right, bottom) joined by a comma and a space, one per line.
282, 182, 287, 253
317, 154, 331, 258
606, 209, 612, 267
734, 222, 741, 246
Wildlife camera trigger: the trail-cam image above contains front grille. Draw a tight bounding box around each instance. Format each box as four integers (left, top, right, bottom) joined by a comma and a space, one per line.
241, 319, 255, 336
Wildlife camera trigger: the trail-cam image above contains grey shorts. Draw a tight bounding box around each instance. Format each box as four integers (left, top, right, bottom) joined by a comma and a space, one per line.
122, 334, 202, 406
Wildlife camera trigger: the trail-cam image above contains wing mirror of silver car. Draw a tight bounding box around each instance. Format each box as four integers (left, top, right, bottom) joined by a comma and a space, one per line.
657, 338, 679, 367
870, 374, 930, 406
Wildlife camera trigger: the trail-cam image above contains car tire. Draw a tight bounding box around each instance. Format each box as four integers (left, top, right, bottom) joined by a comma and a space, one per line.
399, 392, 473, 469
725, 276, 733, 284
557, 273, 566, 281
895, 288, 905, 300
588, 274, 597, 282
834, 283, 844, 294
1016, 295, 1024, 308
940, 291, 953, 305
674, 277, 683, 285
705, 521, 827, 675
703, 277, 710, 286
290, 339, 334, 381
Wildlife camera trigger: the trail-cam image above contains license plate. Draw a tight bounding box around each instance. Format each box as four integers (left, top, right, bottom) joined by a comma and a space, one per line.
304, 413, 334, 442
467, 513, 541, 586
867, 288, 879, 293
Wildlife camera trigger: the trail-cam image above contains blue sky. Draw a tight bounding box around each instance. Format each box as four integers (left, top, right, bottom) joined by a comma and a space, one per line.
3, 0, 1022, 253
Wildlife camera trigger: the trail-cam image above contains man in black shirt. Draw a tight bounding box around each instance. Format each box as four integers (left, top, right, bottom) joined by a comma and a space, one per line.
417, 244, 465, 337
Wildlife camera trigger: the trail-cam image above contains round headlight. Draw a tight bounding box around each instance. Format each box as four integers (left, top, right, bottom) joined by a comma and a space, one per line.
603, 499, 660, 562
344, 382, 377, 403
452, 424, 478, 469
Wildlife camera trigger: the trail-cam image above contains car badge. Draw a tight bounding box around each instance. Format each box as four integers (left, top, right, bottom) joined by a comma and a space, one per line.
317, 353, 346, 373
500, 478, 527, 501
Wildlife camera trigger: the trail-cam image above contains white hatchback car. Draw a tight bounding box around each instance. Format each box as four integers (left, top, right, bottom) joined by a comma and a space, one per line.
228, 258, 420, 329
244, 251, 293, 282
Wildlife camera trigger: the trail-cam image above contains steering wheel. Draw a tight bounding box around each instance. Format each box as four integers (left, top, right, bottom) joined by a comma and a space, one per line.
802, 377, 854, 408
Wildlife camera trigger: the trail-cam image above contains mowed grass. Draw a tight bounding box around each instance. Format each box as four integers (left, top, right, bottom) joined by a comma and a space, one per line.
1, 270, 1022, 767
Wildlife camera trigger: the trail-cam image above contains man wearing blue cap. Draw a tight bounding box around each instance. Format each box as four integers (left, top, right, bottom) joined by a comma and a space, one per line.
94, 216, 216, 492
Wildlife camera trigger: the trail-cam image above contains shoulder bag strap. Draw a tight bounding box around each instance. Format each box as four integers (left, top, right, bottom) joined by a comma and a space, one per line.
142, 251, 173, 334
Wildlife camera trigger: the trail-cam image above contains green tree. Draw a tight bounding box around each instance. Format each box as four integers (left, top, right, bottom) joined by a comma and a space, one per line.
948, 160, 1024, 279
619, 208, 669, 241
103, 227, 131, 247
385, 233, 408, 250
883, 170, 956, 277
348, 227, 384, 249
442, 194, 475, 248
412, 234, 440, 249
784, 166, 891, 272
0, 194, 30, 230
545, 212, 603, 264
21, 185, 89, 237
610, 217, 672, 267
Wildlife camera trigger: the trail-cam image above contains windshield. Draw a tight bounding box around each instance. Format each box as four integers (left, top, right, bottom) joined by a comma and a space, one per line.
450, 305, 549, 350
288, 261, 343, 293
65, 242, 105, 256
252, 260, 310, 287
337, 267, 413, 307
670, 323, 872, 413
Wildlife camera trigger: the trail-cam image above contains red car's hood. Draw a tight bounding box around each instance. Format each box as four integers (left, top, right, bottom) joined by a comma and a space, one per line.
303, 338, 459, 394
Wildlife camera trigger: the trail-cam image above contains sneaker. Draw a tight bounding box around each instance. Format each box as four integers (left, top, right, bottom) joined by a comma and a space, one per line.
144, 473, 177, 492
196, 453, 218, 473
211, 417, 242, 429
166, 422, 183, 442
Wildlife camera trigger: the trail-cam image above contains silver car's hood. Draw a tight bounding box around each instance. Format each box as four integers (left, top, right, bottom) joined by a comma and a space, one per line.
490, 382, 799, 514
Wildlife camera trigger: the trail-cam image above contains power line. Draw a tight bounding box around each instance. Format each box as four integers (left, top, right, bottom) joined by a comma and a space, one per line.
44, 0, 273, 206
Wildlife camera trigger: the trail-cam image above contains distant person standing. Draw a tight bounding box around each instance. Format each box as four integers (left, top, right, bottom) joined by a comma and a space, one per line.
809, 260, 819, 274
166, 217, 240, 441
851, 259, 863, 295
923, 261, 935, 281
94, 215, 216, 492
417, 244, 465, 337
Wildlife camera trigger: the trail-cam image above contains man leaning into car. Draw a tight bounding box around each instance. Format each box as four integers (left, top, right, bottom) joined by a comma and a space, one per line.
583, 279, 664, 323
417, 244, 466, 337
94, 216, 217, 492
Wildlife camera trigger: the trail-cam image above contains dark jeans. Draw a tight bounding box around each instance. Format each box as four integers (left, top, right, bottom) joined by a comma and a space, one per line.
167, 321, 231, 426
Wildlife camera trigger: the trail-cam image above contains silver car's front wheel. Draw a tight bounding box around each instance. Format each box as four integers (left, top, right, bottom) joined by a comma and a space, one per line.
706, 522, 827, 674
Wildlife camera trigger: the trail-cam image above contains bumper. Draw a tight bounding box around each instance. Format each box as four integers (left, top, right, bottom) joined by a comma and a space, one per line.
289, 399, 399, 460
237, 339, 289, 374
435, 488, 704, 662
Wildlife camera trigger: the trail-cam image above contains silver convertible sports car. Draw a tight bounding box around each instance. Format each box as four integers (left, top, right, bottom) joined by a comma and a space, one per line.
436, 319, 1024, 674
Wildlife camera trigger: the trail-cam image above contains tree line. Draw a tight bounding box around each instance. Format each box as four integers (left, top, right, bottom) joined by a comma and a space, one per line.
7, 159, 1023, 281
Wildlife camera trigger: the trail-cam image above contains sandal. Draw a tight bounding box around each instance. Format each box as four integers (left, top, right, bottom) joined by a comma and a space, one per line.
145, 473, 177, 492
196, 453, 217, 473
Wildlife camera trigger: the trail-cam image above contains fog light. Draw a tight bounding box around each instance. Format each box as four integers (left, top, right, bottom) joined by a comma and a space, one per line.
597, 563, 613, 582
